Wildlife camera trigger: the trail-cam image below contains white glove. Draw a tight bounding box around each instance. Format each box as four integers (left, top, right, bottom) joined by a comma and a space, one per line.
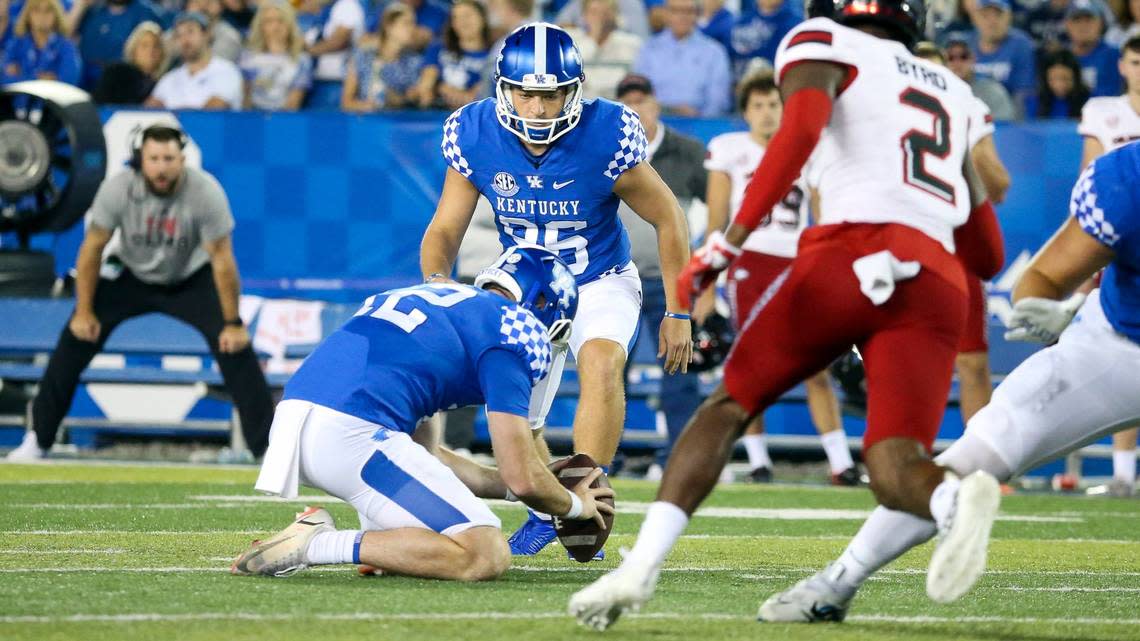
1004, 293, 1087, 344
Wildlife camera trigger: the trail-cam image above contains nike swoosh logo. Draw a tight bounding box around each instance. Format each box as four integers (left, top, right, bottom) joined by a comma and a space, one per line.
553, 180, 575, 190
235, 537, 290, 574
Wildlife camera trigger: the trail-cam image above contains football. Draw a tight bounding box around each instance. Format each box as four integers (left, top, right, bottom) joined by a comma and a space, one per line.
551, 453, 615, 563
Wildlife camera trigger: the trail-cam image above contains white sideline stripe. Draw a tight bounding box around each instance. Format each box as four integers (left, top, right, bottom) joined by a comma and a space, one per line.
1002, 586, 1140, 593
180, 496, 1079, 523
0, 549, 124, 555
0, 530, 264, 535
2, 612, 1140, 625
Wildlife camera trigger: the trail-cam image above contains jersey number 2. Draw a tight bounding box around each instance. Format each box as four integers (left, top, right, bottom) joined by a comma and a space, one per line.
899, 88, 956, 204
354, 284, 476, 333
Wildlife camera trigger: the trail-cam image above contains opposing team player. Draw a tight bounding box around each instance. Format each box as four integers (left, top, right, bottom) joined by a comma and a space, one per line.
570, 0, 1006, 628
914, 41, 1011, 426
701, 70, 855, 485
419, 23, 692, 555
756, 140, 1140, 622
232, 246, 615, 581
1077, 35, 1140, 496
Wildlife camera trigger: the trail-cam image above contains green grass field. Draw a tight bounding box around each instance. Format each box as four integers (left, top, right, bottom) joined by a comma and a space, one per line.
3, 462, 1140, 641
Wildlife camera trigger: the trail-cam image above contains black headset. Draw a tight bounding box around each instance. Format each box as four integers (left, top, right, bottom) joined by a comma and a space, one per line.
128, 124, 189, 170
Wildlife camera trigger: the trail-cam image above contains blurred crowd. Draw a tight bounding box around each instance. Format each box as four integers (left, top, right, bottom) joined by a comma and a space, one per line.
1, 0, 1138, 117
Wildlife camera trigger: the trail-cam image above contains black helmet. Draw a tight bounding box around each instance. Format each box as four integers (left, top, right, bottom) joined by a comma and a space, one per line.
689, 313, 735, 373
807, 0, 927, 48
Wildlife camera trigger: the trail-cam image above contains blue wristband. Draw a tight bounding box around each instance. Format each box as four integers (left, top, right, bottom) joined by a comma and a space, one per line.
664, 312, 691, 321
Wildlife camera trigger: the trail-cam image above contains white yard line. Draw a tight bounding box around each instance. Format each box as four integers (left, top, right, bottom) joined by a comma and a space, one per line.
1001, 586, 1140, 593
0, 549, 124, 554
1, 612, 1138, 625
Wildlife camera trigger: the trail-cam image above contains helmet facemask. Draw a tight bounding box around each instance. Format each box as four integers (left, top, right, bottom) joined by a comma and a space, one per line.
495, 77, 584, 145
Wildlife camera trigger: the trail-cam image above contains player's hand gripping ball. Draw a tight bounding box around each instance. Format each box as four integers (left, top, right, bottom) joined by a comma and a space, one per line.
551, 453, 615, 562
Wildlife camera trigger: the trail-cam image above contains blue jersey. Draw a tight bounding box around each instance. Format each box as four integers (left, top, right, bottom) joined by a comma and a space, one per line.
441, 97, 646, 285
1072, 141, 1140, 344
283, 284, 551, 434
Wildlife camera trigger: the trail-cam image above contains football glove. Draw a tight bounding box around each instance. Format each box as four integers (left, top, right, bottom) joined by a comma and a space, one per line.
677, 231, 741, 310
1004, 293, 1087, 344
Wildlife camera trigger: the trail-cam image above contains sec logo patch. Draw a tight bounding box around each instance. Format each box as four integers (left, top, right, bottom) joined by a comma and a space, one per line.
493, 172, 519, 197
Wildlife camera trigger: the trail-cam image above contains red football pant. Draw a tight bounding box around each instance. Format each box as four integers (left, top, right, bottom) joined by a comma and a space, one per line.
726, 251, 794, 331
723, 223, 967, 452
957, 275, 989, 354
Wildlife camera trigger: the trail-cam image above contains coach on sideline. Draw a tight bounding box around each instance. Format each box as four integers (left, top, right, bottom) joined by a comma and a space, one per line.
5, 124, 273, 462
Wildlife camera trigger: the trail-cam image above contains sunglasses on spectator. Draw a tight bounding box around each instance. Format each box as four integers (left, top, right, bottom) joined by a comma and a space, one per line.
947, 51, 972, 61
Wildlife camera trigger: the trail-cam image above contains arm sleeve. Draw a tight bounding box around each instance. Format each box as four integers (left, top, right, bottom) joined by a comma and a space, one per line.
424, 41, 442, 67
150, 72, 172, 104
88, 175, 126, 231
1077, 99, 1102, 140
703, 135, 732, 172
967, 97, 994, 150
1071, 156, 1134, 249
441, 106, 474, 178
602, 104, 648, 180
197, 174, 237, 243
476, 348, 534, 417
57, 41, 83, 86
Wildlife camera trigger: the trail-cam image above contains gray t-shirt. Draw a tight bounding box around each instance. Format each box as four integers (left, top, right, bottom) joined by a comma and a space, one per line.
89, 167, 235, 285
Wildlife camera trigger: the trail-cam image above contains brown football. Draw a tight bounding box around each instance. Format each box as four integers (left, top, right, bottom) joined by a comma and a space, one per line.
551, 453, 615, 563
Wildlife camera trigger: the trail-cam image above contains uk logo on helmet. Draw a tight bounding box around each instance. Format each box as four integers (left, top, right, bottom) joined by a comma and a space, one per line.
493, 172, 519, 197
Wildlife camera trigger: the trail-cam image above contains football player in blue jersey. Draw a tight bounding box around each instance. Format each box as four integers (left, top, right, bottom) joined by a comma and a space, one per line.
420, 22, 694, 557
230, 246, 615, 581
752, 141, 1140, 621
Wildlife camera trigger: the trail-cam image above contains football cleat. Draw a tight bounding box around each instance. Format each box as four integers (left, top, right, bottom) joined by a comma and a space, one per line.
926, 471, 1000, 603
830, 467, 862, 487
5, 431, 47, 462
507, 510, 557, 555
569, 557, 660, 631
758, 564, 855, 623
231, 506, 335, 577
748, 466, 773, 483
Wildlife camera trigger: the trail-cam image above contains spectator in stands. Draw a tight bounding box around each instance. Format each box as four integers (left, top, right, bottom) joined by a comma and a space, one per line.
556, 0, 649, 39
240, 1, 312, 110
145, 11, 242, 109
632, 0, 731, 116
219, 0, 252, 33
729, 0, 798, 79
478, 0, 532, 96
1, 0, 13, 47
304, 0, 364, 108
1027, 48, 1090, 116
1067, 0, 1123, 96
68, 0, 166, 89
165, 0, 241, 62
947, 36, 1019, 120
5, 125, 273, 462
1021, 0, 1069, 52
969, 0, 1036, 116
294, 0, 324, 46
699, 0, 733, 52
92, 19, 166, 103
404, 0, 449, 49
2, 0, 82, 85
1107, 0, 1140, 45
612, 73, 706, 481
342, 1, 424, 110
564, 0, 642, 99
417, 0, 491, 109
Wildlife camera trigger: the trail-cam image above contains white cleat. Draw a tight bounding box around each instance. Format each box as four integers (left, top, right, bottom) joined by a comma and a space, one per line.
231, 506, 335, 577
758, 564, 855, 623
569, 560, 660, 631
926, 470, 1000, 603
5, 432, 47, 462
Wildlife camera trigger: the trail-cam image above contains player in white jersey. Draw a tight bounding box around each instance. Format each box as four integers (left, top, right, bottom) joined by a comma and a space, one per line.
756, 140, 1140, 623
569, 0, 1007, 629
915, 41, 1012, 428
1077, 35, 1140, 494
701, 71, 855, 485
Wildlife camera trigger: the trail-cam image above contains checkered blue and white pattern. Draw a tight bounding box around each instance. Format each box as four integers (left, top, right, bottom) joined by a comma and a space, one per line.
499, 306, 552, 384
441, 109, 472, 178
603, 106, 648, 180
1071, 165, 1120, 247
